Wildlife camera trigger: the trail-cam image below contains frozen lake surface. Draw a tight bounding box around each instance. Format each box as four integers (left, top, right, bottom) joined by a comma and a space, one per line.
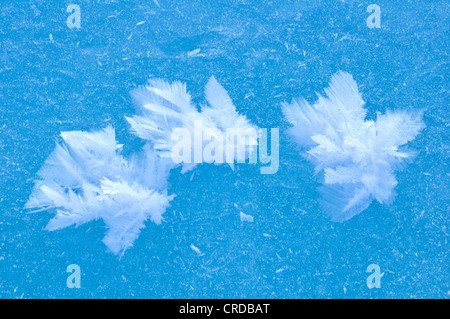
0, 0, 448, 298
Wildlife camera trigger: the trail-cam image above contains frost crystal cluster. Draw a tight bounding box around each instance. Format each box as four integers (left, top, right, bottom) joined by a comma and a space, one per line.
282, 71, 424, 221
27, 77, 257, 255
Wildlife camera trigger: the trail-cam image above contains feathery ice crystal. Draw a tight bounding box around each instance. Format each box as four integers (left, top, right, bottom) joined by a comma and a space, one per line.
126, 76, 258, 172
26, 126, 174, 255
282, 71, 425, 221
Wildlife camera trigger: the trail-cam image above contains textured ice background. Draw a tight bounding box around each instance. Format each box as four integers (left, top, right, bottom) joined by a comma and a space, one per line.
0, 0, 448, 298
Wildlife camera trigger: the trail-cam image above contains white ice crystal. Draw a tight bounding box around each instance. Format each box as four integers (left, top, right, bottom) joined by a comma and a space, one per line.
282, 71, 425, 221
126, 76, 258, 172
25, 126, 174, 255
239, 212, 254, 223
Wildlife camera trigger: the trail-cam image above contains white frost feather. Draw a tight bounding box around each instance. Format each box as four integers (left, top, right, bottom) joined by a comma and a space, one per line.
126, 76, 258, 172
26, 126, 174, 255
282, 71, 424, 221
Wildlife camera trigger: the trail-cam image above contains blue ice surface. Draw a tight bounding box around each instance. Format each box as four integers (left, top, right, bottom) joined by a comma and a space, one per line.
0, 0, 448, 298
